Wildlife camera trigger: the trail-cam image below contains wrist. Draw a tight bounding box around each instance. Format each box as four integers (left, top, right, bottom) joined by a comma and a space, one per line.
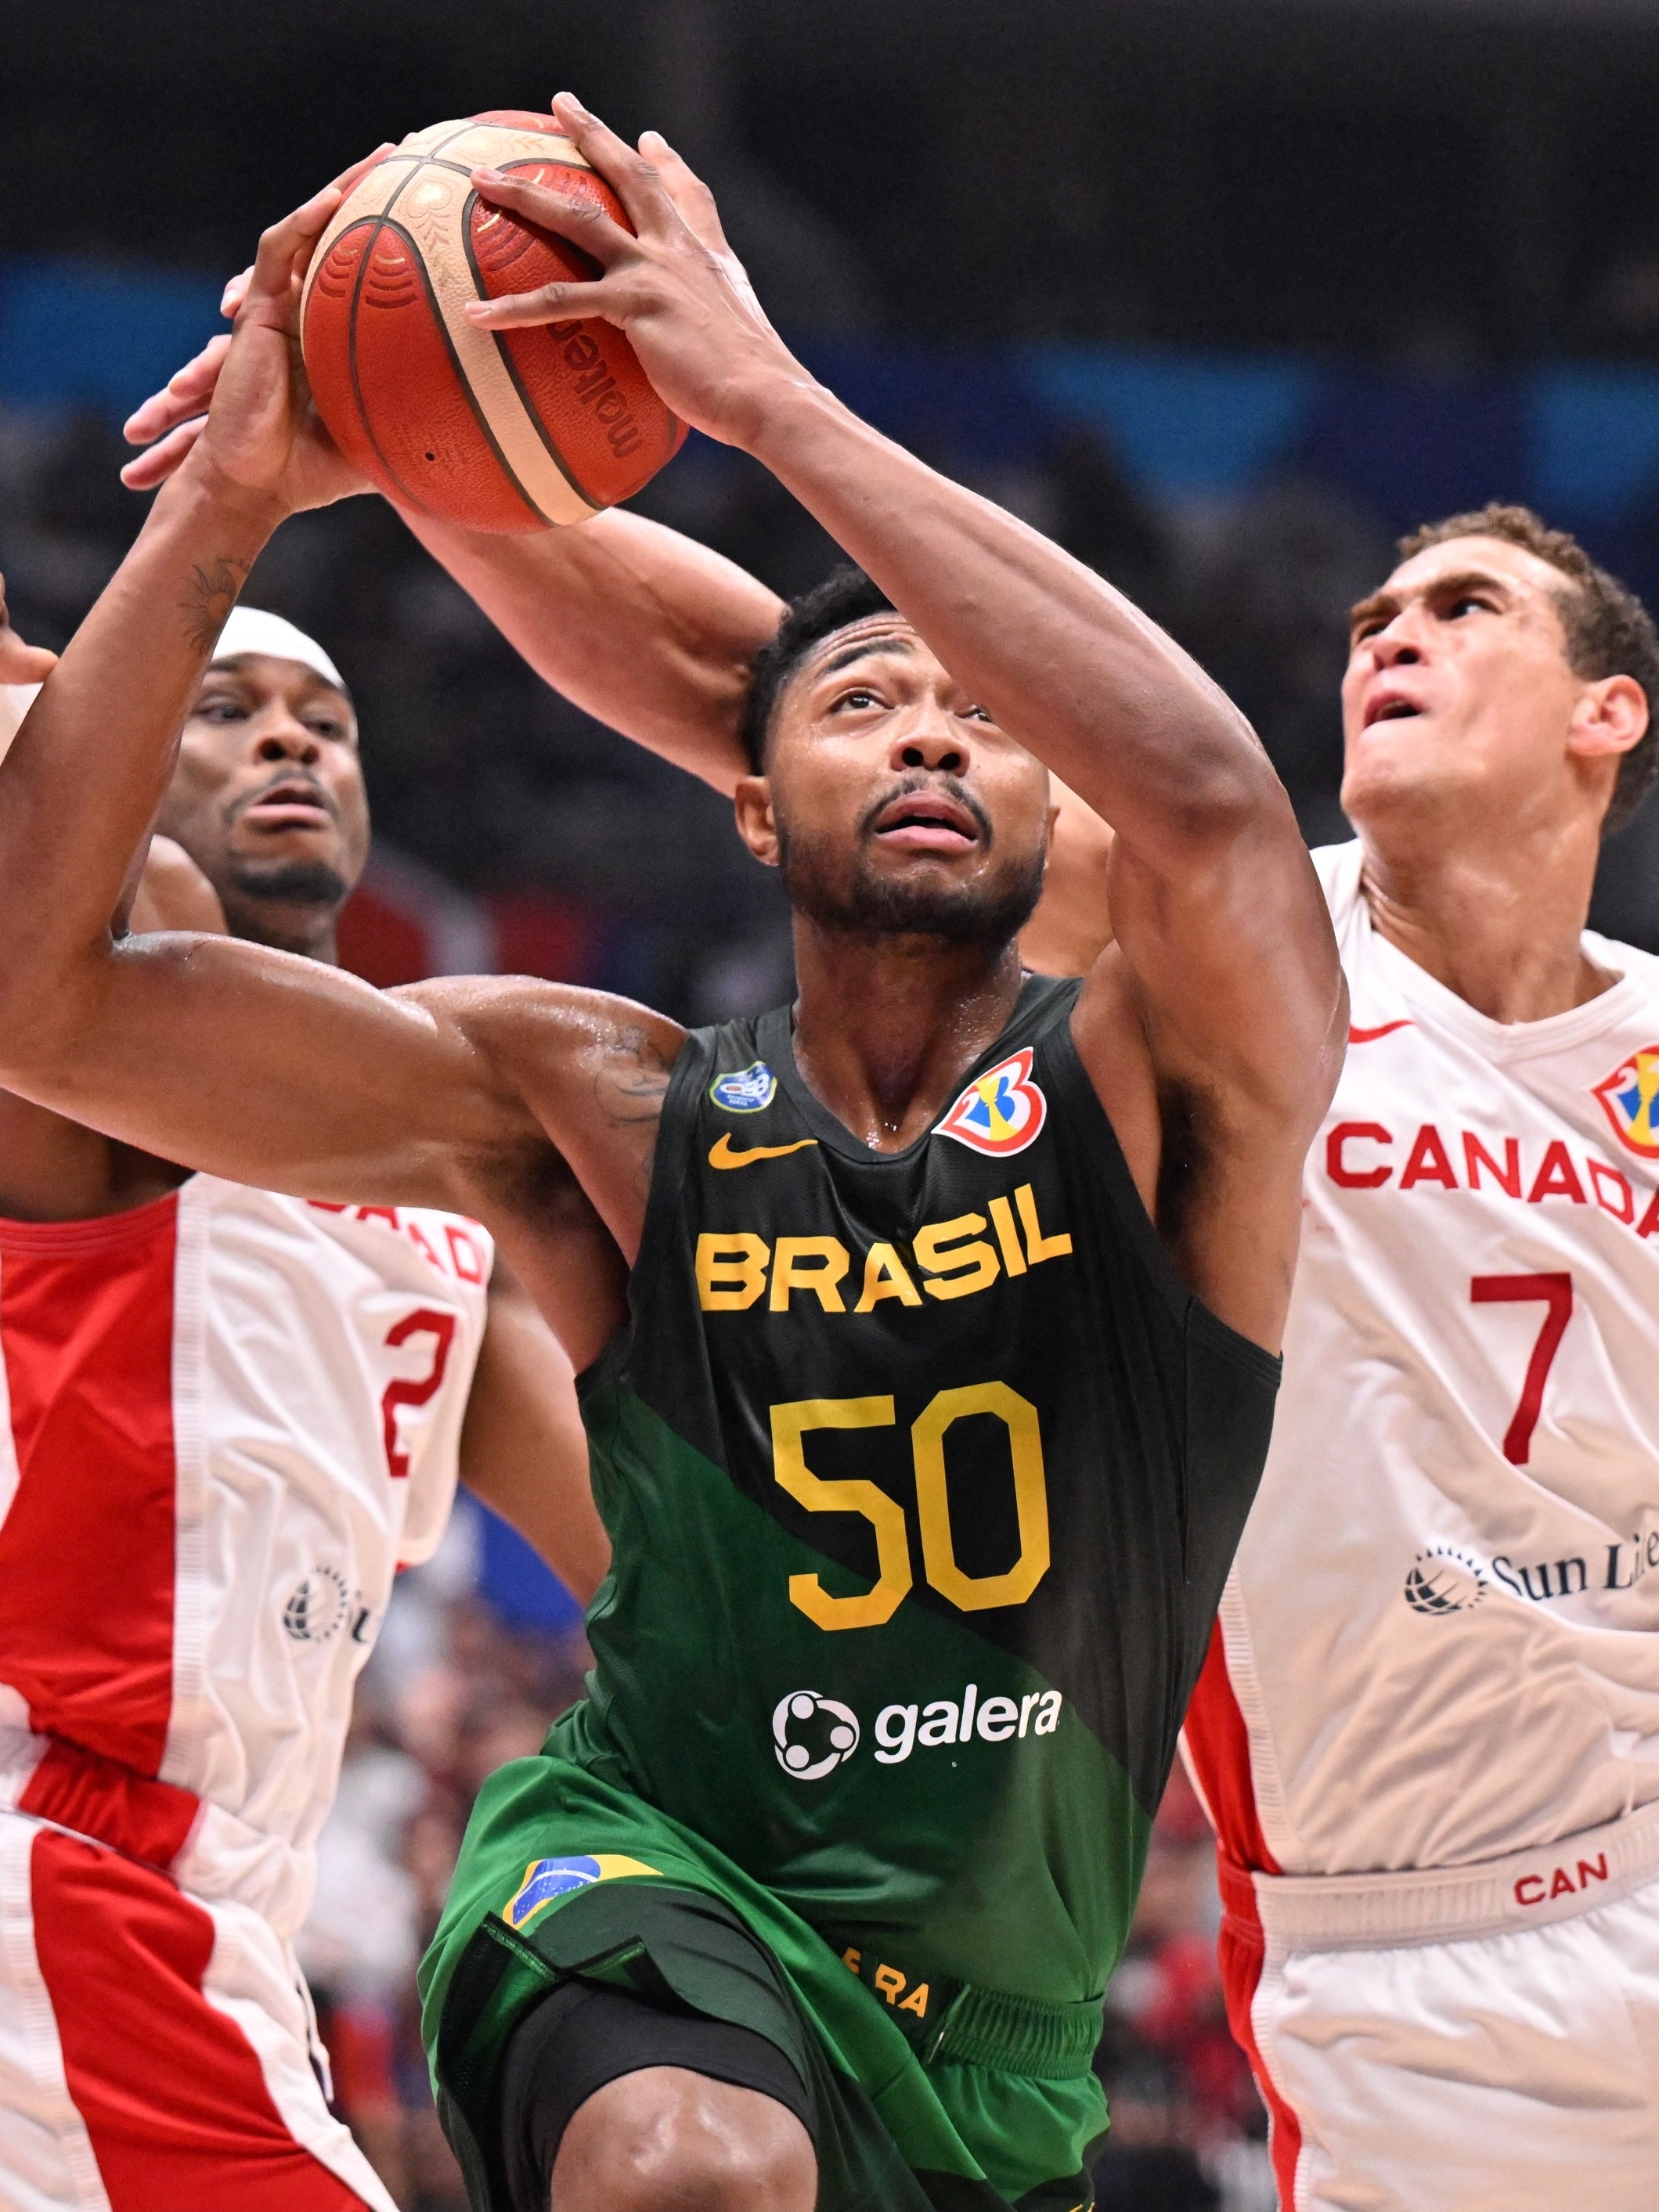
171, 441, 292, 539
740, 374, 857, 474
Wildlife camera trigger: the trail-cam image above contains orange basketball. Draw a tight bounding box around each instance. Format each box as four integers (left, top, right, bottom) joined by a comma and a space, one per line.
300, 111, 685, 532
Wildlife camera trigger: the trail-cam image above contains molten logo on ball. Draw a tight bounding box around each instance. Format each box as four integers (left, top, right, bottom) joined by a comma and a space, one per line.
301, 112, 684, 535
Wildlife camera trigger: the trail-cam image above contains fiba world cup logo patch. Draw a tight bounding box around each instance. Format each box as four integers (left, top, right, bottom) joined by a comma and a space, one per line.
938, 1047, 1047, 1158
1592, 1046, 1659, 1160
709, 1061, 777, 1114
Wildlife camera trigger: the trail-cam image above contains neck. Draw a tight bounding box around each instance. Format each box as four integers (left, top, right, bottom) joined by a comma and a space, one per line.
789, 920, 1026, 1151
221, 893, 340, 966
1356, 802, 1613, 1023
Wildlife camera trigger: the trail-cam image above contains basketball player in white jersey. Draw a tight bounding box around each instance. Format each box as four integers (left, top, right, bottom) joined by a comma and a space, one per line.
119, 124, 1659, 2206
0, 586, 605, 2212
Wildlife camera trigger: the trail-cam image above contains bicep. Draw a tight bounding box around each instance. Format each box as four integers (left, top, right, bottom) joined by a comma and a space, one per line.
0, 933, 538, 1209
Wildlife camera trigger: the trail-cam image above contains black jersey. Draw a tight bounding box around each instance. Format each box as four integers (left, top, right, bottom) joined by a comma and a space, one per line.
569, 974, 1279, 2014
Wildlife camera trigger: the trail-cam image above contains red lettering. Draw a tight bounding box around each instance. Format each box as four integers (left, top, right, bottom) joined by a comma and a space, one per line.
1526, 1141, 1586, 1205
1549, 1866, 1576, 1898
308, 1201, 349, 1213
1588, 1158, 1635, 1223
1639, 1188, 1659, 1240
1470, 1273, 1573, 1465
1515, 1874, 1546, 1905
405, 1219, 444, 1273
1401, 1123, 1459, 1191
445, 1224, 487, 1284
1577, 1853, 1609, 1887
380, 1309, 457, 1479
355, 1205, 401, 1230
1327, 1122, 1393, 1188
1462, 1132, 1520, 1197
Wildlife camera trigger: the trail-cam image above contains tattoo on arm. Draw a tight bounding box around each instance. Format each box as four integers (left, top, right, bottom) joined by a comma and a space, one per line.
600, 1026, 673, 1129
179, 557, 251, 655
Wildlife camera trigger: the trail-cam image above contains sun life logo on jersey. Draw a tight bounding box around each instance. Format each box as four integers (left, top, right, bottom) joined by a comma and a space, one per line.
1403, 1545, 1488, 1616
937, 1047, 1047, 1158
1592, 1045, 1659, 1160
503, 1854, 662, 1932
282, 1565, 351, 1643
709, 1061, 777, 1114
773, 1690, 860, 1781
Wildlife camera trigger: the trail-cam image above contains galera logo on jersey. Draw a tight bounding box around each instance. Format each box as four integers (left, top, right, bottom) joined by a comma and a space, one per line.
709, 1061, 778, 1114
938, 1047, 1047, 1158
773, 1690, 860, 1779
1403, 1546, 1488, 1616
1592, 1044, 1659, 1160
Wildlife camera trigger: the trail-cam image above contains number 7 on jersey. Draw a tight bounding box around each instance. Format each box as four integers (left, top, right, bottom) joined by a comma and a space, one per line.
1470, 1272, 1573, 1466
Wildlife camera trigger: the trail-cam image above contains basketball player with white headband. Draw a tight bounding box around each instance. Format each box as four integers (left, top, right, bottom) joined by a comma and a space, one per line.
0, 584, 606, 2212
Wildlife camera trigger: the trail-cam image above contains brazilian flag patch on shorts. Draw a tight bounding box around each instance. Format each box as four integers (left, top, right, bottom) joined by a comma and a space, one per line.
504, 1854, 660, 1931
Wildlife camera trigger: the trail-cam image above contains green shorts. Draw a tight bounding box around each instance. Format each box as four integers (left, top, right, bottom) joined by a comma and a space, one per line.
420, 1750, 1106, 2212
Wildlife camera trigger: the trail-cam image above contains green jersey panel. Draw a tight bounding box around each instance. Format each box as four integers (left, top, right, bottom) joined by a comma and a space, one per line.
575, 976, 1279, 2007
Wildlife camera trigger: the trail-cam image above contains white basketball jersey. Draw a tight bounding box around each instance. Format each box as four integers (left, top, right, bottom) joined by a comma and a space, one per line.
0, 1176, 490, 1932
1186, 841, 1659, 1875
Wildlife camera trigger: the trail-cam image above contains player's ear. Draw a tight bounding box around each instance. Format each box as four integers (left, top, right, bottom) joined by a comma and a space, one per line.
733, 774, 779, 869
1569, 672, 1649, 761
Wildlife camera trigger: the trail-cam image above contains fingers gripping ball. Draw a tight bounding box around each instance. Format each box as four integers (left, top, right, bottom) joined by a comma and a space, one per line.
300, 112, 684, 532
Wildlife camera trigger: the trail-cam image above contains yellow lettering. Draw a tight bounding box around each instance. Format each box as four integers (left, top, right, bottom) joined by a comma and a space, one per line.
769, 1237, 850, 1312
842, 1947, 862, 1973
695, 1232, 770, 1310
855, 1241, 922, 1311
898, 1982, 929, 2017
914, 1213, 1001, 1300
1015, 1183, 1071, 1263
874, 1964, 906, 2005
770, 1398, 911, 1630
911, 1382, 1051, 1612
986, 1194, 1027, 1276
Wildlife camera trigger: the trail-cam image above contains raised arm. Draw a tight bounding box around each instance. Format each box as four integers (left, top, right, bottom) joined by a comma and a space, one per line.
457, 97, 1344, 1344
0, 185, 681, 1365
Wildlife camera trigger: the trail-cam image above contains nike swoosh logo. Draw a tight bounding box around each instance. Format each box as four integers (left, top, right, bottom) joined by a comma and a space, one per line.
1349, 1019, 1413, 1043
709, 1134, 820, 1169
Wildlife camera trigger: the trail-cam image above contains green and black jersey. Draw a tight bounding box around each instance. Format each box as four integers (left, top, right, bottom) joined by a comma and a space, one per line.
423, 976, 1280, 2210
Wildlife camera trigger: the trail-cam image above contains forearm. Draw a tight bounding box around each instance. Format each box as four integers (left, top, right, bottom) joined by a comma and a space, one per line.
743, 381, 1277, 856
402, 506, 783, 796
0, 456, 277, 1020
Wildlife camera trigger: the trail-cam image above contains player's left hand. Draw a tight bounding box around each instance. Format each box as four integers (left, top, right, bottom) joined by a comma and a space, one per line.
123, 146, 391, 501
463, 92, 806, 449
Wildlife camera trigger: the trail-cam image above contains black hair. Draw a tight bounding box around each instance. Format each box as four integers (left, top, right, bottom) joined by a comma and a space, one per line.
738, 567, 897, 774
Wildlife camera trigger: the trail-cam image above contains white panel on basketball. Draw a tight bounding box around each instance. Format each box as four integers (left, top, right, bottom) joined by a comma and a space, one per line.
301, 121, 599, 528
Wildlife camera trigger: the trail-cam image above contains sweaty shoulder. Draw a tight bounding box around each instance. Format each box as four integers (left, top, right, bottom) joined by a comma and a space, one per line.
397, 973, 688, 1282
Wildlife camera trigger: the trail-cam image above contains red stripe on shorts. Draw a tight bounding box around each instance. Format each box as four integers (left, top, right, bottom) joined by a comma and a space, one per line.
19, 1738, 199, 1869
0, 1195, 180, 1774
1184, 1621, 1302, 2203
29, 1825, 369, 2212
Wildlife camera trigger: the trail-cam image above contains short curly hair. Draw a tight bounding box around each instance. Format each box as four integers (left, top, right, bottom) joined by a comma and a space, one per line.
1398, 503, 1659, 837
738, 567, 897, 775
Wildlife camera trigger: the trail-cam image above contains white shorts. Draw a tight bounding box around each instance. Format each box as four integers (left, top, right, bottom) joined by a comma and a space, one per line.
0, 1810, 397, 2212
1218, 1799, 1659, 2212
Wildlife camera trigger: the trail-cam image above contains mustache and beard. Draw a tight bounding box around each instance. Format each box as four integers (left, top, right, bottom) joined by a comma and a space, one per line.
223, 856, 352, 908
777, 775, 1046, 950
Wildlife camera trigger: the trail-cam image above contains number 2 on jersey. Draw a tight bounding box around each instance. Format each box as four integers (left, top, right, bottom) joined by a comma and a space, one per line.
381, 1307, 457, 1479
1470, 1272, 1572, 1465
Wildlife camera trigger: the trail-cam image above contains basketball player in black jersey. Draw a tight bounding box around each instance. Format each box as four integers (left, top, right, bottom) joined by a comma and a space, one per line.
0, 98, 1343, 2212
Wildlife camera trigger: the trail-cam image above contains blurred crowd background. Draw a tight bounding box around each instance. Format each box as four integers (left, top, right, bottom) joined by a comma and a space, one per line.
12, 2, 1659, 2203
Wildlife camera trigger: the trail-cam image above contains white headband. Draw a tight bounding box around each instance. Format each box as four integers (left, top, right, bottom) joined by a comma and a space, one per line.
212, 606, 347, 693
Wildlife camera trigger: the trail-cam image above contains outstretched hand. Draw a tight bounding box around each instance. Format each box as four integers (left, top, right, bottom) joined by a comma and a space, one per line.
464, 92, 806, 448
121, 146, 391, 503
